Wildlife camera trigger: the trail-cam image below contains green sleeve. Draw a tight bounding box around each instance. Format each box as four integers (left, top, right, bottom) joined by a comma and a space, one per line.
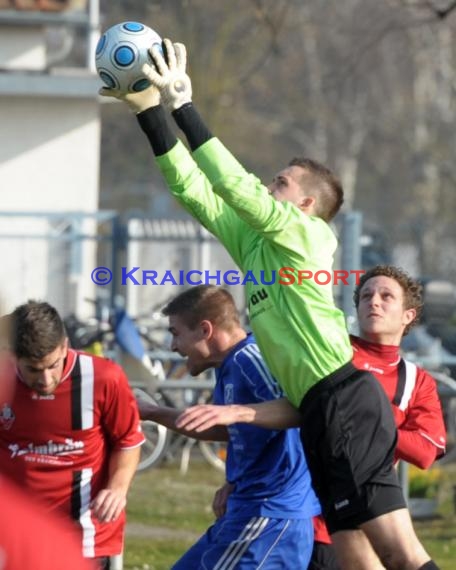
193, 137, 249, 185
155, 140, 256, 270
193, 138, 334, 262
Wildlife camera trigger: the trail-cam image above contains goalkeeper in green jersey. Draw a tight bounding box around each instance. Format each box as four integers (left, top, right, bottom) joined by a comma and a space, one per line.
100, 40, 438, 570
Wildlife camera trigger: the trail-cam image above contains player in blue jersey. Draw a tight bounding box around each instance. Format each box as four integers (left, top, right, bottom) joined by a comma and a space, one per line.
137, 285, 320, 569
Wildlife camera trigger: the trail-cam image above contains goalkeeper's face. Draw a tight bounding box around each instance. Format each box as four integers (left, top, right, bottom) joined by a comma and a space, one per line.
268, 166, 314, 213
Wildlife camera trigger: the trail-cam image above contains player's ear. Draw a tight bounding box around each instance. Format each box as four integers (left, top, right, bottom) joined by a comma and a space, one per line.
403, 308, 416, 327
200, 320, 214, 340
298, 196, 316, 213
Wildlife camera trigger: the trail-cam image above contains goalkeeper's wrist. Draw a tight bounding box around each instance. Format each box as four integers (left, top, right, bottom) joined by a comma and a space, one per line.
123, 87, 161, 115
137, 106, 177, 156
162, 95, 193, 112
172, 103, 213, 151
129, 101, 160, 115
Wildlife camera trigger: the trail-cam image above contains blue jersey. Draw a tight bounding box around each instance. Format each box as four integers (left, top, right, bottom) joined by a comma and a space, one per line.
213, 333, 320, 519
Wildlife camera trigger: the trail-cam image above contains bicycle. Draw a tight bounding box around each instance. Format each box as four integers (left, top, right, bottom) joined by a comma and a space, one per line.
64, 302, 227, 474
131, 354, 226, 475
132, 387, 170, 471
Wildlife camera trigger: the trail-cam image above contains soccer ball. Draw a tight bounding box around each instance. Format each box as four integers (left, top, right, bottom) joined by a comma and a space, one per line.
95, 21, 162, 93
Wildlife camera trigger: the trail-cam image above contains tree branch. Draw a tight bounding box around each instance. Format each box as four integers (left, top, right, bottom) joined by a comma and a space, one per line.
401, 0, 456, 19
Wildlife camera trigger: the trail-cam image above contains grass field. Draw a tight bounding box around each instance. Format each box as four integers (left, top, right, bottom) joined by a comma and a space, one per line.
124, 459, 456, 569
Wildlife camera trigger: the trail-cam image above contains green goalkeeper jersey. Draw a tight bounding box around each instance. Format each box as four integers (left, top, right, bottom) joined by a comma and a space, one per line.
156, 138, 353, 407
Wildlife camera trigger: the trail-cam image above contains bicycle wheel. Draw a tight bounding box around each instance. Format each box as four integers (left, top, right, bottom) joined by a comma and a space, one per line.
198, 440, 227, 473
134, 388, 170, 471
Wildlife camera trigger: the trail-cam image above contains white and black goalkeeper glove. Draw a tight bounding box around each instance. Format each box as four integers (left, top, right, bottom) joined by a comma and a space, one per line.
142, 38, 193, 111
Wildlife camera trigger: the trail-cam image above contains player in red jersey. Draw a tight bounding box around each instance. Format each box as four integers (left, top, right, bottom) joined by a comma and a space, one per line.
0, 308, 96, 570
353, 265, 446, 467
0, 300, 145, 570
177, 265, 446, 569
311, 265, 446, 568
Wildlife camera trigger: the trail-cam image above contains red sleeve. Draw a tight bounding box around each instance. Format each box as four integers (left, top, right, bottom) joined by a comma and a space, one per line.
98, 359, 146, 450
395, 429, 440, 469
394, 368, 446, 468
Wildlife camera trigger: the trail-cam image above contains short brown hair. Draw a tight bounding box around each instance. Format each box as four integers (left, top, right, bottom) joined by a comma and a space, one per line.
288, 157, 344, 222
353, 265, 423, 335
163, 285, 241, 331
11, 300, 66, 359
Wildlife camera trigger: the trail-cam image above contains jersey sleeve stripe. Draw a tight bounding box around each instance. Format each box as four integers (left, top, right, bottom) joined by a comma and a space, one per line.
118, 440, 146, 450
420, 431, 446, 452
240, 344, 282, 398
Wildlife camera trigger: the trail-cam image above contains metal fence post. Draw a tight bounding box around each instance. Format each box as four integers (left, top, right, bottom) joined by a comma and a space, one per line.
110, 213, 126, 310
339, 211, 363, 327
397, 460, 409, 504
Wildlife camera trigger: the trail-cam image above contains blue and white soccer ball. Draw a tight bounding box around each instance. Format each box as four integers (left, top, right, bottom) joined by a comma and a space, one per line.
95, 21, 162, 93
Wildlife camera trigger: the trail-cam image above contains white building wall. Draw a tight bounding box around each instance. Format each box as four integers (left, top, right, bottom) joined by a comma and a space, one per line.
0, 7, 101, 318
0, 97, 99, 212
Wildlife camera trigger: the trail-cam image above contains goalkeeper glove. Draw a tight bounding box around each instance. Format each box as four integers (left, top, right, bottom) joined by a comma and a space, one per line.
98, 83, 161, 114
142, 38, 193, 111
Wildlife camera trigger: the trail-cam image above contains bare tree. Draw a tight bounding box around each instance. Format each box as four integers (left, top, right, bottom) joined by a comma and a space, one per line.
99, 0, 456, 280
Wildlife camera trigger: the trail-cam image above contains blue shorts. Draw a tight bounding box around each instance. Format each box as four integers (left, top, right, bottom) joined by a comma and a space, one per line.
172, 515, 314, 569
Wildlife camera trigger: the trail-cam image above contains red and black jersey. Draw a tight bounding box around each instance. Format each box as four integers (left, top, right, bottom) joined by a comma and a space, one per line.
0, 349, 145, 558
313, 335, 447, 543
351, 335, 446, 468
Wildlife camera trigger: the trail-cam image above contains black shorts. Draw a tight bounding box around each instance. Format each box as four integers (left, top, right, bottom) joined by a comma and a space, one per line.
299, 363, 406, 533
95, 557, 111, 570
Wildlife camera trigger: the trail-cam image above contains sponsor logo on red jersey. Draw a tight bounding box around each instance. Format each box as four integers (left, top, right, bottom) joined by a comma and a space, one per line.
0, 403, 15, 430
